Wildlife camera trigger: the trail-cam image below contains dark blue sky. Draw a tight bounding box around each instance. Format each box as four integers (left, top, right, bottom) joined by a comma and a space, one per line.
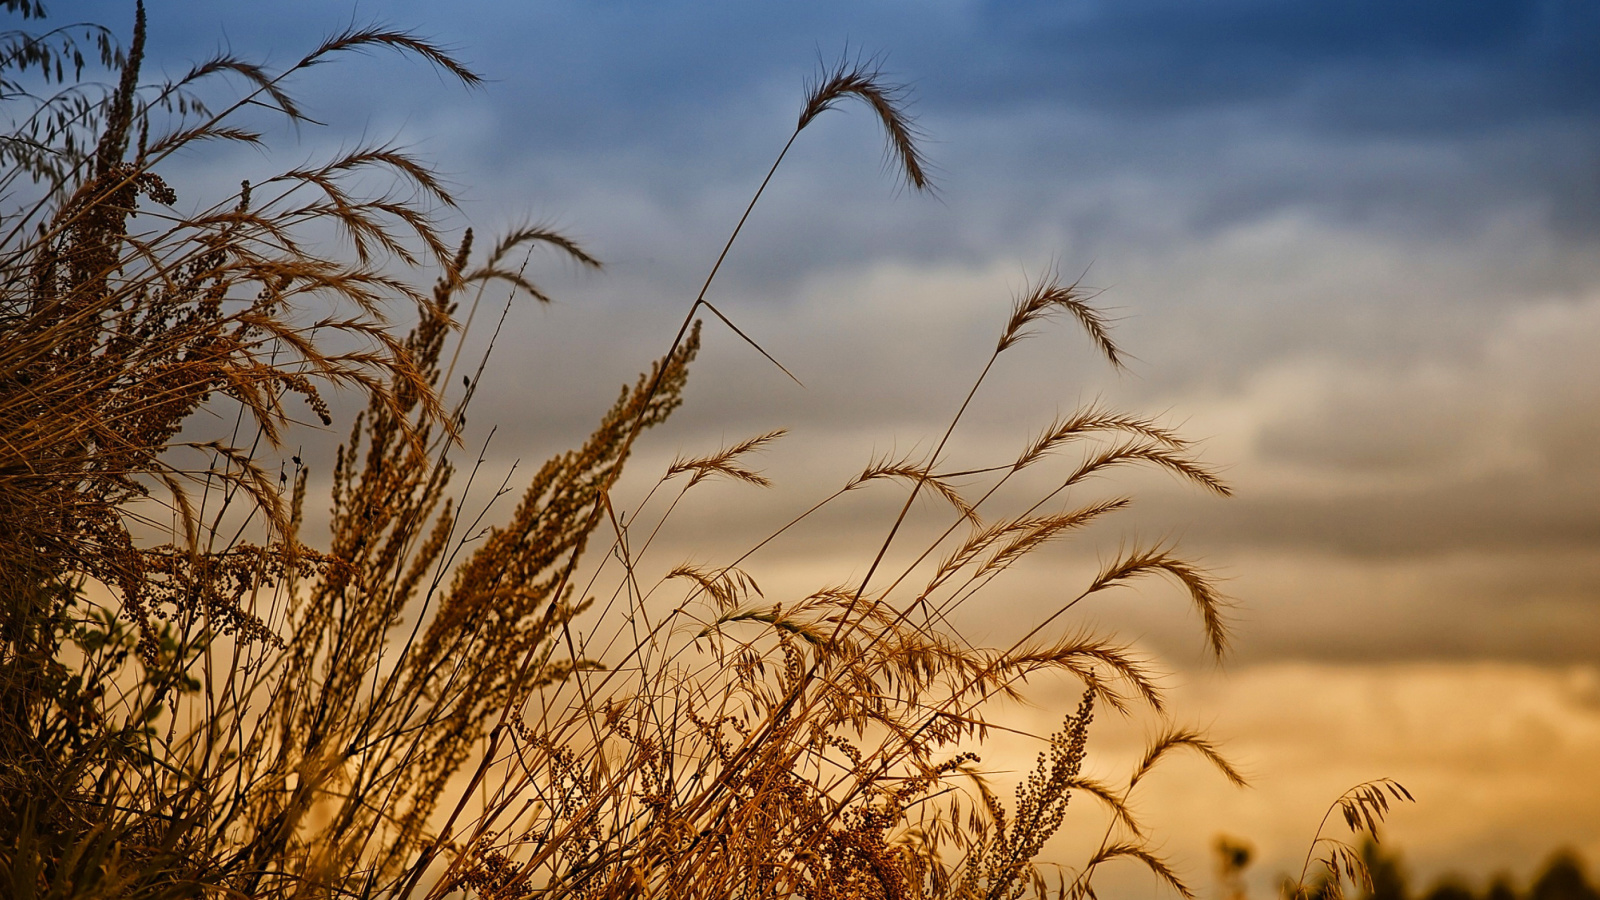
75, 0, 1600, 236
55, 0, 1600, 660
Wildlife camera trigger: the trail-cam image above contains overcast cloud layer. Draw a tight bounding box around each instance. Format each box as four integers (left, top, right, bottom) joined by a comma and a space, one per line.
61, 0, 1600, 880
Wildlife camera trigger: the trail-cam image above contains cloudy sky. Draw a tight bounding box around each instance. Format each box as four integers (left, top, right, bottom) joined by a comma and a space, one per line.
69, 0, 1600, 894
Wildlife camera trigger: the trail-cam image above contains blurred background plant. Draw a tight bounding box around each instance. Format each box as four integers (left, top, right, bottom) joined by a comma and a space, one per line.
1207, 830, 1600, 900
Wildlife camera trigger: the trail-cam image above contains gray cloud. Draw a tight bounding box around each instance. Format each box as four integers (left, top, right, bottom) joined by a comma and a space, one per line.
52, 0, 1600, 669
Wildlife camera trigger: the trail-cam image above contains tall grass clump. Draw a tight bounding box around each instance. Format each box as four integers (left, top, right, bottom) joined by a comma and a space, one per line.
1, 4, 1407, 899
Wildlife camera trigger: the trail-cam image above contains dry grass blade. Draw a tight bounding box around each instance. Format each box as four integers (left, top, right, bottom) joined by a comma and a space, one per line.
999, 271, 1121, 367
1014, 404, 1189, 472
667, 429, 786, 488
297, 27, 483, 88
177, 56, 300, 120
482, 224, 603, 270
143, 124, 263, 156
698, 299, 804, 387
997, 633, 1164, 715
1080, 843, 1194, 900
1065, 438, 1231, 497
696, 606, 833, 647
183, 439, 290, 531
456, 223, 603, 303
1088, 546, 1231, 659
667, 563, 763, 612
268, 146, 455, 266
798, 53, 931, 193
1291, 779, 1416, 900
852, 454, 980, 523
923, 499, 1128, 599
457, 220, 604, 304
1129, 728, 1248, 791
1066, 776, 1143, 838
975, 505, 1126, 581
1336, 779, 1412, 836
325, 146, 457, 207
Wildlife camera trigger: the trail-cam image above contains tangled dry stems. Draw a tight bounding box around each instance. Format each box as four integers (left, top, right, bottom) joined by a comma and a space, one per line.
0, 5, 1409, 900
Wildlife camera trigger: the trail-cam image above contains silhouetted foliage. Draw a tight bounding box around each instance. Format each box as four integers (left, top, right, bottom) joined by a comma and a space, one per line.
1424, 880, 1478, 900
1345, 842, 1600, 900
1366, 838, 1411, 900
1530, 853, 1600, 900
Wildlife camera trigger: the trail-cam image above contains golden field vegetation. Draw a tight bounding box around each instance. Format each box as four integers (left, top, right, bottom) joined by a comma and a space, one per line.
0, 3, 1412, 897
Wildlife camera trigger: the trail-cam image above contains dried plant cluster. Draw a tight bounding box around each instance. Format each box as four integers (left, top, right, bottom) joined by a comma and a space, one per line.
1, 4, 1408, 900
